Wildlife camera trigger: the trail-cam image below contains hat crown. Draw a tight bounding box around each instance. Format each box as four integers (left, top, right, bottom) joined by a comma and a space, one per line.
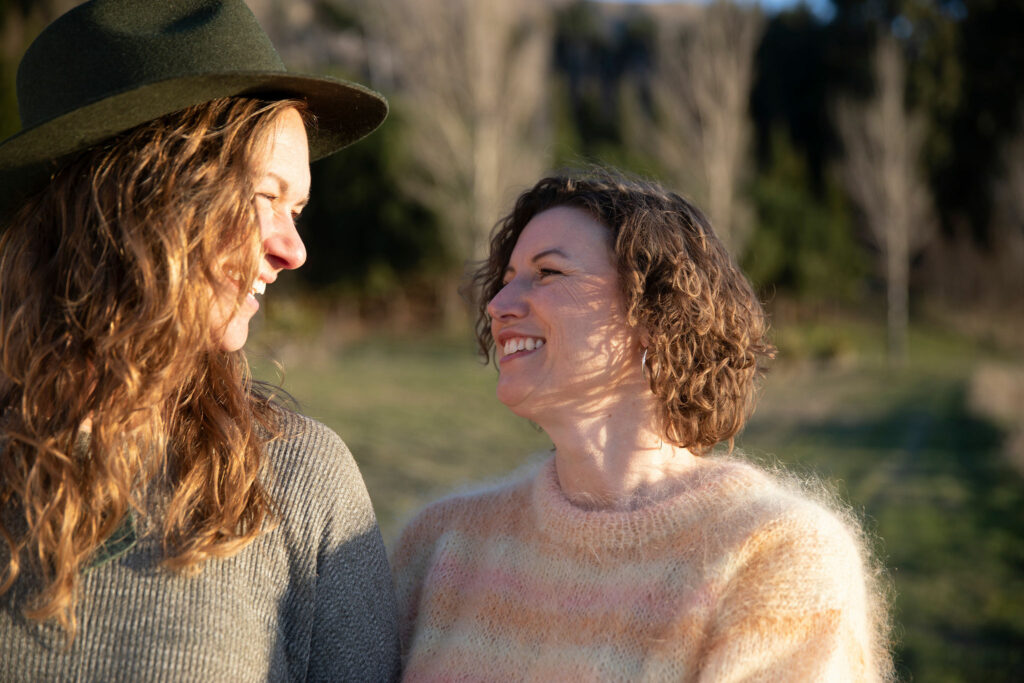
17, 0, 286, 130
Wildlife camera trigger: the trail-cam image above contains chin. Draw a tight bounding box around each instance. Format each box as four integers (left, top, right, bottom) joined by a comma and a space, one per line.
218, 324, 250, 352
495, 383, 538, 420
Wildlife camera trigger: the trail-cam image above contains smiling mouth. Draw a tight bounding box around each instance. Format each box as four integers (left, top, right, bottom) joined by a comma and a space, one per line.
501, 336, 545, 358
226, 269, 268, 300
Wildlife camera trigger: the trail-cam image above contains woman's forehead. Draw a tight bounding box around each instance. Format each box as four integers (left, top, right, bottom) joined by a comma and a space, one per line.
515, 206, 610, 254
505, 207, 615, 276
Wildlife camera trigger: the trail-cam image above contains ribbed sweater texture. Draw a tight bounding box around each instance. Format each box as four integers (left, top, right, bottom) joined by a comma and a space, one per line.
392, 455, 888, 682
1, 411, 401, 682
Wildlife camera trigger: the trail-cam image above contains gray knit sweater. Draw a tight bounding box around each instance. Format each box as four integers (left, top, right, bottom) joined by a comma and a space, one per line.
0, 411, 401, 682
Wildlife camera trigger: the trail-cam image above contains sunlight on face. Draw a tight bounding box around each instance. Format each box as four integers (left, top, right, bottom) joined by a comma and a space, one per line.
211, 107, 310, 352
486, 206, 642, 421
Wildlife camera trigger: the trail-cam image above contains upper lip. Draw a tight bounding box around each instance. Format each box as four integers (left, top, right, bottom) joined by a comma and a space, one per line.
494, 329, 544, 345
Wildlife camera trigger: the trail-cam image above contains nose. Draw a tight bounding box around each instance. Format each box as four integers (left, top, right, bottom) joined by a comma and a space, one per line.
261, 213, 307, 271
487, 277, 528, 321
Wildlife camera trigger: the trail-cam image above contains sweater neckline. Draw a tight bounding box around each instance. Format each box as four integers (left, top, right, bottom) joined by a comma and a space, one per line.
530, 454, 755, 553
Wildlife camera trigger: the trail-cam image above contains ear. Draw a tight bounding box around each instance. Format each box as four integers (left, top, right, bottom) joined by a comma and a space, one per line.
636, 326, 652, 350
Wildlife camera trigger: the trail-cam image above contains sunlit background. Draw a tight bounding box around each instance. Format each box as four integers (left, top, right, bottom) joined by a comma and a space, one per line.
2, 1, 1022, 679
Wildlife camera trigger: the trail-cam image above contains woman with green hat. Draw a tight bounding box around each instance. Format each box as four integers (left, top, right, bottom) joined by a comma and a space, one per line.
0, 1, 400, 680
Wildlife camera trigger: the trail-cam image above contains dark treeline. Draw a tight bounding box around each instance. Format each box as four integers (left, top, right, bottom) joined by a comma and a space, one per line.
2, 0, 1022, 344
551, 0, 1023, 310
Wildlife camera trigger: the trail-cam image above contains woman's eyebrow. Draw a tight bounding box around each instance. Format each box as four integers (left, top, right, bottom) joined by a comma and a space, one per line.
260, 171, 287, 192
503, 247, 571, 279
531, 247, 569, 263
262, 172, 311, 205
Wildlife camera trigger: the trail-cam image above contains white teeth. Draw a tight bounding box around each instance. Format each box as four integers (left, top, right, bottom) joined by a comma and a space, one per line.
502, 337, 544, 356
226, 269, 265, 297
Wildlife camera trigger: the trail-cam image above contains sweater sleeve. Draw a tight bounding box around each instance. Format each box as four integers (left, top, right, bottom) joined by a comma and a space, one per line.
304, 424, 402, 682
697, 503, 884, 683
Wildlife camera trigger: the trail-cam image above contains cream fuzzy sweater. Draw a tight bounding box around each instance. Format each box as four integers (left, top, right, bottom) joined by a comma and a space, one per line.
392, 455, 889, 682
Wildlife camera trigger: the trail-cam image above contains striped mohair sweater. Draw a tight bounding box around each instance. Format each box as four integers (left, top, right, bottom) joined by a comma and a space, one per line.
392, 455, 890, 682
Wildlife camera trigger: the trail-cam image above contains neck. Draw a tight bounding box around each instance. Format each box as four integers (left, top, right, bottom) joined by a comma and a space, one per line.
537, 389, 698, 511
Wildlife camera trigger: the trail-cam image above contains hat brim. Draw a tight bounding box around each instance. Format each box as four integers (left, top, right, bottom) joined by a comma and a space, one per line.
0, 71, 387, 217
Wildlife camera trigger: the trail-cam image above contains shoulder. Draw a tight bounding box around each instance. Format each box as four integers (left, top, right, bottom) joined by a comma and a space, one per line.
391, 459, 540, 566
264, 410, 356, 489
262, 409, 375, 535
706, 456, 863, 548
266, 408, 350, 460
697, 456, 856, 531
693, 458, 892, 681
697, 455, 874, 609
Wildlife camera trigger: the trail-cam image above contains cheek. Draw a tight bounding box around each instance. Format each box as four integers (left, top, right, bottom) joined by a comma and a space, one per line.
550, 282, 627, 333
206, 271, 247, 340
207, 283, 233, 337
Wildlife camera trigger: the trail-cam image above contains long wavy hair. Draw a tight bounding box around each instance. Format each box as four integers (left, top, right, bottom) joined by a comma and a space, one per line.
473, 170, 775, 453
0, 96, 306, 636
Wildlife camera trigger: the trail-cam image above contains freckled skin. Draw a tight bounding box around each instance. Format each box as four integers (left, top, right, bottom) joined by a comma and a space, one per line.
487, 206, 643, 422
211, 108, 310, 352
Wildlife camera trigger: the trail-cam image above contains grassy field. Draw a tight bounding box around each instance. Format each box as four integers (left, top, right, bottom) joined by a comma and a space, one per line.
250, 316, 1023, 682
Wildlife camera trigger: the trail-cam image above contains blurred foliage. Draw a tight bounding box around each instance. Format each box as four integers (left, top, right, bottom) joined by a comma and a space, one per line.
2, 0, 1022, 318
939, 0, 1024, 244
297, 105, 450, 305
795, 0, 1024, 246
550, 0, 656, 172
744, 129, 868, 302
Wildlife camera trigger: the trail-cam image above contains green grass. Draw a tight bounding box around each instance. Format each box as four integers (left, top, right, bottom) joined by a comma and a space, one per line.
249, 317, 1024, 682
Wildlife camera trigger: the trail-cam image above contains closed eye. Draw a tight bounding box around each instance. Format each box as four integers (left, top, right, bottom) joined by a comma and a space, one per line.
538, 268, 563, 278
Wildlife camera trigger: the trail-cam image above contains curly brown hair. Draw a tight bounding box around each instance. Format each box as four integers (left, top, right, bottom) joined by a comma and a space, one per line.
0, 97, 306, 636
473, 170, 774, 453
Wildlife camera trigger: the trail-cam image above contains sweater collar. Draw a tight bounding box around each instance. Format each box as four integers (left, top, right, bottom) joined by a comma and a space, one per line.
530, 454, 756, 554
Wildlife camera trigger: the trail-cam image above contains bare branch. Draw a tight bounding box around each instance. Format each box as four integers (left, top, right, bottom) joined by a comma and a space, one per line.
365, 0, 552, 261
636, 0, 763, 255
836, 35, 935, 360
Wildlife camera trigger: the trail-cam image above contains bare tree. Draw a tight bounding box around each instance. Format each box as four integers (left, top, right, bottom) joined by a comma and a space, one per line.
362, 0, 552, 263
836, 35, 933, 362
637, 0, 763, 256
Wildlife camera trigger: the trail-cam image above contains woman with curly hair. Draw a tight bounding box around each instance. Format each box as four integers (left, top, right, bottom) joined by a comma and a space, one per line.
0, 1, 399, 679
391, 171, 892, 681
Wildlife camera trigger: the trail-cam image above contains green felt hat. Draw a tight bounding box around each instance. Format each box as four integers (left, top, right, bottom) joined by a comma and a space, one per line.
0, 0, 388, 218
